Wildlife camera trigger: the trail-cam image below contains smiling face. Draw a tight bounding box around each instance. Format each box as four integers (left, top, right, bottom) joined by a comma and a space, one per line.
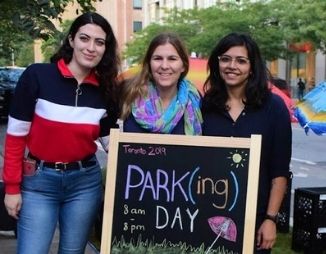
150, 43, 185, 93
218, 46, 251, 90
68, 23, 106, 73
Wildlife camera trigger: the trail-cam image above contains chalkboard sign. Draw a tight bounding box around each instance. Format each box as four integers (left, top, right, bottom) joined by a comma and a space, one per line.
101, 129, 261, 254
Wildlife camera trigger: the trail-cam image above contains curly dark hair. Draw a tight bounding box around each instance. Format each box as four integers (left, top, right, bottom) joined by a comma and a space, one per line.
202, 32, 269, 112
50, 12, 120, 104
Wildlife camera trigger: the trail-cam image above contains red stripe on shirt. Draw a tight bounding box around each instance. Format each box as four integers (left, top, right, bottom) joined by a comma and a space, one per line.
27, 114, 99, 162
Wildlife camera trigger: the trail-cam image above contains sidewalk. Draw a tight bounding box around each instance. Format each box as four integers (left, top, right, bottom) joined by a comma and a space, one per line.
0, 229, 100, 254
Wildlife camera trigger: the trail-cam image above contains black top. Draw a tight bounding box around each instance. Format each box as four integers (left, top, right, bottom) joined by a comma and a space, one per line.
202, 93, 292, 227
123, 113, 185, 134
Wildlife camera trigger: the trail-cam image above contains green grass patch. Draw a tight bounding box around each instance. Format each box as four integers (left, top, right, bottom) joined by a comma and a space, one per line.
272, 232, 302, 254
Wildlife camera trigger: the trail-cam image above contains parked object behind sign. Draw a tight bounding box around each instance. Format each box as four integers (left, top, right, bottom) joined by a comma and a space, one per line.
0, 67, 25, 121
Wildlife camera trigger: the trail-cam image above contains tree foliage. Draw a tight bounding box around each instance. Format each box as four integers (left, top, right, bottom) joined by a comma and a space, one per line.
6, 0, 96, 40
269, 0, 326, 52
0, 0, 97, 65
41, 19, 73, 62
124, 8, 202, 64
124, 0, 326, 64
1, 0, 326, 67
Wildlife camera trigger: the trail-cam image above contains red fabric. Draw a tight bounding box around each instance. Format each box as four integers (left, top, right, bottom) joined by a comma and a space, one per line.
27, 114, 99, 162
270, 85, 297, 122
57, 59, 99, 86
2, 134, 26, 194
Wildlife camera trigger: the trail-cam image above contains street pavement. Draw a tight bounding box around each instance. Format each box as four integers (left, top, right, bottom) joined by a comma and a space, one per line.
0, 229, 99, 254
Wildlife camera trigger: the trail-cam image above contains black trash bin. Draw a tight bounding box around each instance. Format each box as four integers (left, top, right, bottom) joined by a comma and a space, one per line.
292, 187, 326, 253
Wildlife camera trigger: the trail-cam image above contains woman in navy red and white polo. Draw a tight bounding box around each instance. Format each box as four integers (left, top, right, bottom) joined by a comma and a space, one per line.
3, 12, 120, 254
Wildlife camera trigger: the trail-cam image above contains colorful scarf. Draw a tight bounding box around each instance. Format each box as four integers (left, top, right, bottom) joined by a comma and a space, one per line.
131, 79, 203, 135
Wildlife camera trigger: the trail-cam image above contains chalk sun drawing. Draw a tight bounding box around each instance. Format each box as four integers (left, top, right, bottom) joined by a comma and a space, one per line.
227, 149, 248, 168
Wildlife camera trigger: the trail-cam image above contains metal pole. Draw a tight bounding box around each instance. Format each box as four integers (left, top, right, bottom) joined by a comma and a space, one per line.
11, 48, 15, 66
296, 53, 299, 77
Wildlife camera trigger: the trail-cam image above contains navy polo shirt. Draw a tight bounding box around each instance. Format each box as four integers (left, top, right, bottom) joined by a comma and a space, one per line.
202, 93, 292, 224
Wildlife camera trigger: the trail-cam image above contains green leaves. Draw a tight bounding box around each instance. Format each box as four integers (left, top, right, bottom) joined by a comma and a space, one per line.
124, 1, 326, 62
0, 0, 96, 65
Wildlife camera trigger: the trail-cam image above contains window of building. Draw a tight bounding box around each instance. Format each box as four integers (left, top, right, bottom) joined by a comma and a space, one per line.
133, 21, 143, 32
133, 0, 142, 9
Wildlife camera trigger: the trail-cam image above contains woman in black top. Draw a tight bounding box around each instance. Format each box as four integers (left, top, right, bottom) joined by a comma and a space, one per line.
202, 32, 292, 253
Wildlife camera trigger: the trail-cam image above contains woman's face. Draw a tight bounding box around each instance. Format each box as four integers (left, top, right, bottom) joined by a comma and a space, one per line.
218, 46, 251, 89
150, 43, 185, 91
69, 23, 106, 72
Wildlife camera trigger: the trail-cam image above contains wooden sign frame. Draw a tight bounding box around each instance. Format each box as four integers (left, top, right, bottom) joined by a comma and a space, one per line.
101, 129, 261, 253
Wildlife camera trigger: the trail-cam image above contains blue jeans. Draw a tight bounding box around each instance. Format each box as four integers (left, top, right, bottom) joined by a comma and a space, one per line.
17, 157, 103, 254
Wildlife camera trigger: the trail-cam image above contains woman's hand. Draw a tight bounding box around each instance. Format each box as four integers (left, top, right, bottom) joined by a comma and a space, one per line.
4, 193, 22, 219
256, 219, 277, 250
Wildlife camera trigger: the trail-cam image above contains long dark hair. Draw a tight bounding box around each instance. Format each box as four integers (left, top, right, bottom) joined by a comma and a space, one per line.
203, 32, 269, 111
51, 12, 120, 104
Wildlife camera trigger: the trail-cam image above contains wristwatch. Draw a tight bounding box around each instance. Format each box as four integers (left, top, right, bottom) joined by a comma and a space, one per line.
264, 213, 279, 224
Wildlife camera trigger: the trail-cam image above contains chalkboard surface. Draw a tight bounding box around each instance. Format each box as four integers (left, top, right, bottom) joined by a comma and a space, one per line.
101, 129, 261, 254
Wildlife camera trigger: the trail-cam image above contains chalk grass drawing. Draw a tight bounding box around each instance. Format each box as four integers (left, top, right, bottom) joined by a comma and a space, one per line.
111, 235, 238, 254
